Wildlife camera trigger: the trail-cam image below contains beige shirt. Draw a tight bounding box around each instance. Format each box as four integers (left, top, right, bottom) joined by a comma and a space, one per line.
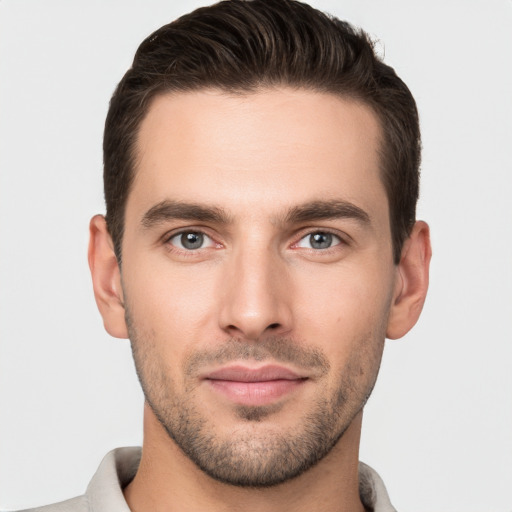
19, 447, 396, 512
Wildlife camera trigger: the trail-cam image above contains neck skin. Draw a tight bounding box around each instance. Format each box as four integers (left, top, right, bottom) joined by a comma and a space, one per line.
124, 403, 366, 512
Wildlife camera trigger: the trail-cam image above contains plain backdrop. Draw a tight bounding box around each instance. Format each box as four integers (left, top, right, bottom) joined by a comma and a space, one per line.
1, 1, 511, 510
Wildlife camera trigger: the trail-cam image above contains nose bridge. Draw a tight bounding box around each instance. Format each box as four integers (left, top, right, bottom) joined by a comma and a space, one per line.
219, 236, 291, 340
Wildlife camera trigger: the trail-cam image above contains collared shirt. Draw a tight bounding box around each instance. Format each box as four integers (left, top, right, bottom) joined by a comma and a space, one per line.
19, 447, 396, 512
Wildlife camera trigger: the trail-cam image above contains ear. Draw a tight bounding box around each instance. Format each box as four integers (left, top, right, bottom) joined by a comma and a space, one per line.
88, 215, 128, 339
386, 221, 432, 340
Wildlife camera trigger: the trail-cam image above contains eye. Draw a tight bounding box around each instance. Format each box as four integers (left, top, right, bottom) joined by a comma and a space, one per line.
296, 231, 342, 250
168, 231, 215, 250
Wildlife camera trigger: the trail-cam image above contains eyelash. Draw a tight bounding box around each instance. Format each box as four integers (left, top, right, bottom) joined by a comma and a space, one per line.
291, 229, 346, 252
164, 229, 220, 256
163, 227, 349, 256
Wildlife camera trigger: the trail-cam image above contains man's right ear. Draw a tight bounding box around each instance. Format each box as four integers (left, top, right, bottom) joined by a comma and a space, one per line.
88, 215, 128, 339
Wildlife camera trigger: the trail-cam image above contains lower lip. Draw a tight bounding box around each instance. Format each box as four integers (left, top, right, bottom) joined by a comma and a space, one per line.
206, 379, 306, 406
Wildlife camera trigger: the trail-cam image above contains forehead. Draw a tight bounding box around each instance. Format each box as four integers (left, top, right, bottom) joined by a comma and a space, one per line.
129, 88, 386, 223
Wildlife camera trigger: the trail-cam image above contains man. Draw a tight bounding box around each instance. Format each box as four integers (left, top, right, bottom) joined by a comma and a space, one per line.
20, 0, 430, 510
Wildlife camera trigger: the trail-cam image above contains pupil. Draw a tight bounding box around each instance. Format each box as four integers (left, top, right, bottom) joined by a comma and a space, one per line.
181, 232, 203, 249
310, 232, 332, 249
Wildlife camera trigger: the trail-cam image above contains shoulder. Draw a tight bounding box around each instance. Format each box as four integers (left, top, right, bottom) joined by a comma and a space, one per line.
5, 447, 140, 512
13, 495, 87, 512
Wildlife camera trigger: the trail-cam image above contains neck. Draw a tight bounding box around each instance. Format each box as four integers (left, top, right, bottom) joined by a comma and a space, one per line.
124, 404, 365, 512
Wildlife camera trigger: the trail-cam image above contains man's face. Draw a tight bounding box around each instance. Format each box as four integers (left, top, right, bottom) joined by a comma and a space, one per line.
120, 88, 398, 486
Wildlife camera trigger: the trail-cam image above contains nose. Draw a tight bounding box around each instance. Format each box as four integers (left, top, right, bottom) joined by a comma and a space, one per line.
218, 244, 293, 340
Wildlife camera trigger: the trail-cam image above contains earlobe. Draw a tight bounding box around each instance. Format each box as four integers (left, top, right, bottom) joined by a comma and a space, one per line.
386, 221, 432, 340
88, 215, 128, 339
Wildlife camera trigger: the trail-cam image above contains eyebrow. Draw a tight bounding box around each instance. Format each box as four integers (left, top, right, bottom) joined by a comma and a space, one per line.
283, 200, 371, 226
140, 198, 371, 229
141, 200, 232, 228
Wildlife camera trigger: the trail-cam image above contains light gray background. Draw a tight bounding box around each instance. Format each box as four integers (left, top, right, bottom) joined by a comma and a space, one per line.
1, 1, 511, 510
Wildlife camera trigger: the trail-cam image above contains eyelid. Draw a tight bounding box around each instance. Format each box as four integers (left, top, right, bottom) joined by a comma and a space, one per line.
163, 227, 222, 251
160, 225, 350, 254
296, 232, 341, 249
170, 232, 214, 249
290, 227, 350, 249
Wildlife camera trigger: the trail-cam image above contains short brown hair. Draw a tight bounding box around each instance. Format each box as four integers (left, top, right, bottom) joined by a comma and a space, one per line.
104, 0, 420, 263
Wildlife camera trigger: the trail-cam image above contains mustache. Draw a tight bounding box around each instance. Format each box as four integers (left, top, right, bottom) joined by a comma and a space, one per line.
184, 337, 330, 377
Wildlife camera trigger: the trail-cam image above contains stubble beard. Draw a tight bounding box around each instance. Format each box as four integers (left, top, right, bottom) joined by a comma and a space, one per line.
126, 311, 384, 488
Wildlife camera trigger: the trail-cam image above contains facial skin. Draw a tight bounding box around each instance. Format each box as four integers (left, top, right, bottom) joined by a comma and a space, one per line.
89, 88, 431, 511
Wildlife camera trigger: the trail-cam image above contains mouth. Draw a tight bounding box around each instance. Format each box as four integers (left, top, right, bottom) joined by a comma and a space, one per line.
203, 365, 308, 406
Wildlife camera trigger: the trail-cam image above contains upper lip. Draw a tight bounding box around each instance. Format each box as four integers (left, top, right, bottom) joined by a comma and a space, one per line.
203, 365, 306, 382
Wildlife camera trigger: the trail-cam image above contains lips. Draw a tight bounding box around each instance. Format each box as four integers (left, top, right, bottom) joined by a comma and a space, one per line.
205, 365, 304, 382
203, 365, 307, 406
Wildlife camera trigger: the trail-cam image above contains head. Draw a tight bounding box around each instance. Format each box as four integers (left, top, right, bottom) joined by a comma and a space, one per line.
103, 0, 420, 265
90, 0, 430, 490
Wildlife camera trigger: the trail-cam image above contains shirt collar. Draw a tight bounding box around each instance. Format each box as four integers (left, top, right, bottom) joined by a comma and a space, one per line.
86, 447, 396, 512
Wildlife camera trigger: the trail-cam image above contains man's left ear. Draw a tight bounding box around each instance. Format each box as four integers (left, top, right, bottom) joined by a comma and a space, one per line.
386, 221, 432, 340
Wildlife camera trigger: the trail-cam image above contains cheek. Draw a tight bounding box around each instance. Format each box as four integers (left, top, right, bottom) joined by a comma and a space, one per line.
121, 255, 221, 350
294, 268, 390, 402
292, 261, 394, 353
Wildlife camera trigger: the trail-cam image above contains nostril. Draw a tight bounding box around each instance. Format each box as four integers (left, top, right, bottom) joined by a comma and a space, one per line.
268, 323, 280, 330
